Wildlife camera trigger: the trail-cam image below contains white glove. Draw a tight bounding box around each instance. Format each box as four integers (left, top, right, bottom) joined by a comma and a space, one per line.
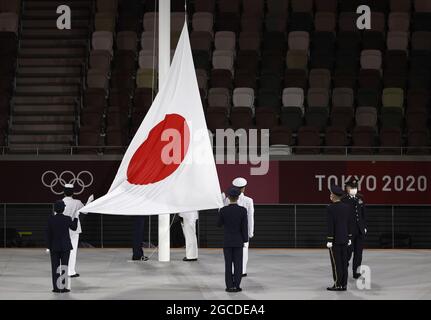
45, 249, 50, 253
326, 242, 333, 248
348, 240, 352, 246
364, 228, 367, 234
249, 234, 254, 239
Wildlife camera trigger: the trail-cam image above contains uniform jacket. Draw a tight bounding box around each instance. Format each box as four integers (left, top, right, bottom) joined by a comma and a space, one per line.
46, 213, 78, 251
218, 204, 249, 247
342, 194, 367, 235
327, 201, 353, 245
222, 192, 255, 238
62, 196, 84, 234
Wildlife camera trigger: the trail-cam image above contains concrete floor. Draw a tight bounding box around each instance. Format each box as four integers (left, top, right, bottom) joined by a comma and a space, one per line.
0, 248, 430, 300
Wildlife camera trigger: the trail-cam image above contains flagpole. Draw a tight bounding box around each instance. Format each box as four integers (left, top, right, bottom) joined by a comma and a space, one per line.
158, 0, 171, 262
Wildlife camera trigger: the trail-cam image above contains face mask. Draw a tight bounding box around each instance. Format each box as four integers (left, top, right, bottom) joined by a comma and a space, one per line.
349, 188, 358, 196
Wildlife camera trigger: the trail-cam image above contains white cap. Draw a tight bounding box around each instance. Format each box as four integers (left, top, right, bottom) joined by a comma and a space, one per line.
64, 184, 74, 189
232, 177, 247, 188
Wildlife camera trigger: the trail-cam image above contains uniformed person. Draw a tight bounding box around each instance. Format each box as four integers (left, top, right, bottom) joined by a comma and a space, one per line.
46, 200, 78, 293
218, 187, 249, 293
179, 211, 199, 261
326, 185, 353, 291
132, 216, 149, 261
342, 179, 367, 279
62, 184, 84, 278
222, 177, 254, 277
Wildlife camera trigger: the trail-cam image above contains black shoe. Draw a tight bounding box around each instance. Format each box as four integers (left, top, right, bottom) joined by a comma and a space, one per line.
183, 257, 198, 261
242, 273, 248, 277
52, 289, 61, 293
340, 286, 347, 291
353, 273, 361, 279
61, 289, 70, 293
225, 288, 236, 292
327, 285, 341, 291
234, 287, 243, 292
69, 274, 80, 278
141, 256, 149, 261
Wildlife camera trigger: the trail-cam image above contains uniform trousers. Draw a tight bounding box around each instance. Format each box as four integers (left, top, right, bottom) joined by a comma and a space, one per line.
50, 251, 70, 291
348, 232, 364, 274
181, 219, 198, 259
329, 244, 348, 288
223, 247, 243, 289
68, 233, 79, 275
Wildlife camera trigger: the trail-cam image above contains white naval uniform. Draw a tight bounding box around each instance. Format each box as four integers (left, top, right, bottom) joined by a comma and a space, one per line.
62, 196, 84, 276
179, 211, 199, 259
223, 193, 255, 274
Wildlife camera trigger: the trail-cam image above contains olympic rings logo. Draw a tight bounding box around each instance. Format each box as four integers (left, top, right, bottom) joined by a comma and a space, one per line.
41, 171, 94, 195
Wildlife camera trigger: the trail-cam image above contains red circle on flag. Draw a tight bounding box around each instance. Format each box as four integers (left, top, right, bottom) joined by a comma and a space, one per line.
127, 114, 190, 185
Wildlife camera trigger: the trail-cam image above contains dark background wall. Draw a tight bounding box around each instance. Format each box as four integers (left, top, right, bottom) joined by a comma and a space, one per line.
1, 204, 430, 249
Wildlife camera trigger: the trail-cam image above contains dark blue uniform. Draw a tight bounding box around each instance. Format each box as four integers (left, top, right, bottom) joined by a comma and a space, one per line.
46, 213, 78, 292
327, 201, 353, 288
218, 204, 249, 290
132, 216, 145, 260
342, 194, 367, 276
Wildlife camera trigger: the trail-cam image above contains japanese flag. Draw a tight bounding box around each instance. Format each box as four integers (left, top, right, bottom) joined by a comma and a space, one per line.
80, 24, 223, 215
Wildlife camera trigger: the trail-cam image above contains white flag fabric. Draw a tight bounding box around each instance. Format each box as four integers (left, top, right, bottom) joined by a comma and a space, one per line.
80, 23, 223, 215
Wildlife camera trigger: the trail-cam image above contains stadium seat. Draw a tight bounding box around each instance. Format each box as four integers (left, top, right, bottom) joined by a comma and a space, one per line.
211, 69, 233, 89
309, 69, 331, 89
381, 107, 404, 128
356, 107, 378, 129
332, 88, 354, 108
0, 13, 18, 34
269, 126, 293, 149
357, 88, 381, 108
87, 69, 109, 90
315, 0, 338, 12
256, 108, 278, 129
291, 0, 313, 13
315, 13, 336, 32
117, 31, 138, 52
407, 128, 430, 154
296, 126, 321, 154
238, 32, 261, 52
387, 32, 409, 51
307, 88, 329, 108
288, 32, 310, 51
361, 50, 383, 71
324, 127, 348, 154
265, 14, 287, 33
284, 69, 307, 89
95, 12, 116, 32
382, 88, 404, 108
208, 88, 231, 109
233, 88, 254, 109
195, 0, 216, 13
411, 31, 431, 51
192, 13, 214, 34
215, 31, 236, 52
206, 107, 228, 132
305, 107, 329, 131
282, 88, 304, 111
390, 0, 412, 12
89, 50, 111, 73
351, 126, 376, 155
286, 50, 308, 70
92, 31, 114, 54
379, 127, 403, 155
267, 0, 289, 15
136, 68, 157, 89
281, 107, 303, 132
388, 13, 410, 31
330, 107, 354, 131
230, 107, 253, 130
